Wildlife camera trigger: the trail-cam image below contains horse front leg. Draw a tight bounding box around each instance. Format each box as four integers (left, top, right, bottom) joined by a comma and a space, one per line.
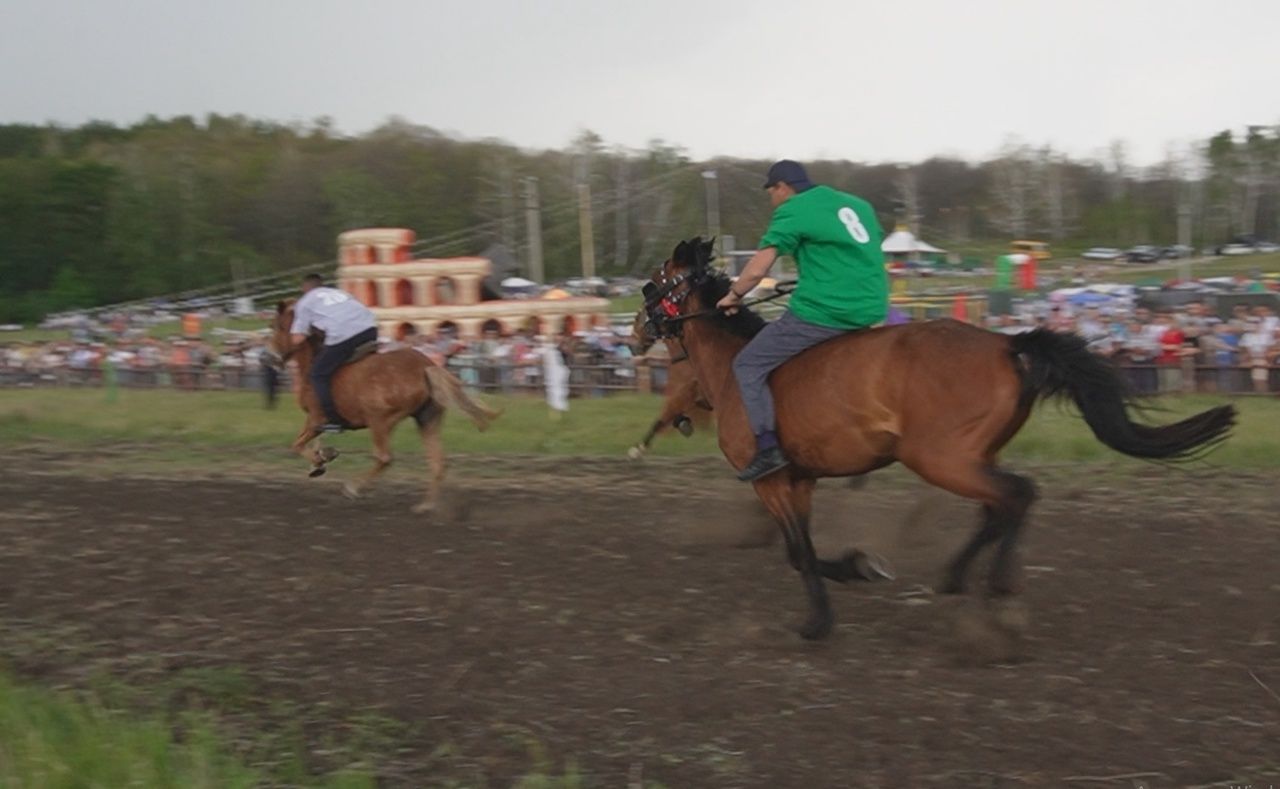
627, 418, 665, 459
290, 423, 334, 478
754, 477, 833, 640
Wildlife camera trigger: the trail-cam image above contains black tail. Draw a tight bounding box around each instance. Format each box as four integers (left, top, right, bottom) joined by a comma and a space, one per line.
1009, 328, 1236, 462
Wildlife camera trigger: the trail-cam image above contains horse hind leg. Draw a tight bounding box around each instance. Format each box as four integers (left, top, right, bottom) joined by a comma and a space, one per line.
912, 459, 1036, 596
342, 419, 393, 499
412, 404, 446, 515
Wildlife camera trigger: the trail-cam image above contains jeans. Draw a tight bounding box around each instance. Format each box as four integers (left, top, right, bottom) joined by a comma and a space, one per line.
310, 327, 378, 423
731, 311, 849, 437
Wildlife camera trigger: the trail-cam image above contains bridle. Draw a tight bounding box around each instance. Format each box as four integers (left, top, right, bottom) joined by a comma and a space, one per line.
640, 263, 795, 342
640, 266, 705, 341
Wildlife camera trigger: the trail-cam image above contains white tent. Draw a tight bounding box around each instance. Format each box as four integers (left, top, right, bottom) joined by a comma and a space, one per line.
881, 229, 946, 255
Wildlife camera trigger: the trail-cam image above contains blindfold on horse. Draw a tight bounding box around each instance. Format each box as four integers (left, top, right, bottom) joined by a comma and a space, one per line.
637, 236, 1236, 641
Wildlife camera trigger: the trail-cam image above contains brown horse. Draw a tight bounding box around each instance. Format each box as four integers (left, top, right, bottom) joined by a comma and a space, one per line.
269, 301, 500, 512
626, 325, 712, 459
638, 237, 1236, 640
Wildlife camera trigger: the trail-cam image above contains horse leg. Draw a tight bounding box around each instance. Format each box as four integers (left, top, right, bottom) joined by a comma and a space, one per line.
342, 419, 393, 499
290, 423, 333, 477
628, 418, 665, 460
909, 459, 1036, 596
412, 405, 446, 514
754, 477, 833, 640
983, 470, 1036, 595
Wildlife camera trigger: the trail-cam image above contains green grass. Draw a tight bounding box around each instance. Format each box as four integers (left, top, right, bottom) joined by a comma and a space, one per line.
0, 389, 723, 458
893, 252, 1280, 294
1, 388, 1277, 468
0, 669, 376, 789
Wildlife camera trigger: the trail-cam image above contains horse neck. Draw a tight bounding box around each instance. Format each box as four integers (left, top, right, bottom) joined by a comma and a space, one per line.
290, 339, 315, 380
679, 307, 750, 410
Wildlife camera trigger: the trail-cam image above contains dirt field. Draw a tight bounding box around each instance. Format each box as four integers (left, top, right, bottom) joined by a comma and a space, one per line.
1, 448, 1278, 787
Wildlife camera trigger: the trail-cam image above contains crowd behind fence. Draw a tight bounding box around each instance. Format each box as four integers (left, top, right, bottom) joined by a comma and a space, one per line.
4, 299, 1280, 397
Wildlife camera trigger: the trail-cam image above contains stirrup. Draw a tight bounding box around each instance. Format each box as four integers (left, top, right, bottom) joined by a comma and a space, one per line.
736, 447, 790, 482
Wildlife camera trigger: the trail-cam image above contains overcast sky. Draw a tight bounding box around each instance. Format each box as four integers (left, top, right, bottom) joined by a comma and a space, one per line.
3, 0, 1277, 167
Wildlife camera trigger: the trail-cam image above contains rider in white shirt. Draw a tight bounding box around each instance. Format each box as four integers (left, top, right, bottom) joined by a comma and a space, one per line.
289, 274, 378, 432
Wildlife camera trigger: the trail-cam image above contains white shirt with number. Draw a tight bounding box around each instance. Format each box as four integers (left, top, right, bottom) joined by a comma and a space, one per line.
290, 287, 377, 346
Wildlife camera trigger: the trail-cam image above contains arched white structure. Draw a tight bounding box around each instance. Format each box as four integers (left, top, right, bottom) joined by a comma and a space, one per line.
335, 228, 609, 339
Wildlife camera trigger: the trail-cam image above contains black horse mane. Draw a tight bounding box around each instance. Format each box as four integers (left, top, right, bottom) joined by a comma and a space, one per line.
695, 269, 767, 339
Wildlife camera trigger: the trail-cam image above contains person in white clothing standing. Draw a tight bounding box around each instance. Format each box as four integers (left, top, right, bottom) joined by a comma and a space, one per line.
288, 273, 379, 432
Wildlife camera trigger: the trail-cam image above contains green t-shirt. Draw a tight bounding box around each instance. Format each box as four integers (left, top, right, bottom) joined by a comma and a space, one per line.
758, 185, 888, 329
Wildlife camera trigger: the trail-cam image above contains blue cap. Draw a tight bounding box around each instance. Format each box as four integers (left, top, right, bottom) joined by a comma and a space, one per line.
763, 160, 814, 191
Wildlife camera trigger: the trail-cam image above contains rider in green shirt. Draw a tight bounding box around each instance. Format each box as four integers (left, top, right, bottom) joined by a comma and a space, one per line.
717, 160, 888, 481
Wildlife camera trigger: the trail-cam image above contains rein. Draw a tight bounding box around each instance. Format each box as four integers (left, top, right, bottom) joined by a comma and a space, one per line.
663, 280, 796, 327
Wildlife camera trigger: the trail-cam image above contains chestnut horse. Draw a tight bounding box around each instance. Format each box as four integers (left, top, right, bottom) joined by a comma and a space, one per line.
638, 237, 1236, 640
269, 301, 500, 512
626, 342, 712, 459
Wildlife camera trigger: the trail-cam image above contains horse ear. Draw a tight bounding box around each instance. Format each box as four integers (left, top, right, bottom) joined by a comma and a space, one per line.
672, 240, 690, 265
276, 300, 287, 315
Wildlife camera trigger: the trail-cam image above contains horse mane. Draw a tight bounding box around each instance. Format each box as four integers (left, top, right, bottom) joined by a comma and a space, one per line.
695, 270, 767, 340
670, 235, 767, 339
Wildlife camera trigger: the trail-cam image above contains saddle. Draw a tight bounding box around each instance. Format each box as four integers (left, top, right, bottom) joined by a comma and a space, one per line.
342, 340, 380, 368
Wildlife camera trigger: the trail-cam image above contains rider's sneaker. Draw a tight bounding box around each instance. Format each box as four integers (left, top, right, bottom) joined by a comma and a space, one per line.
736, 446, 790, 482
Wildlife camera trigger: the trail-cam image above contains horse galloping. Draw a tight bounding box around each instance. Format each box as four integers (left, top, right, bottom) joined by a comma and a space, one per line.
269, 301, 500, 512
638, 236, 1236, 640
626, 311, 712, 458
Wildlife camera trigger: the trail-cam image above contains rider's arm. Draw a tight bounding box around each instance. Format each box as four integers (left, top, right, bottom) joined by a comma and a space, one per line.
289, 295, 314, 348
717, 247, 778, 309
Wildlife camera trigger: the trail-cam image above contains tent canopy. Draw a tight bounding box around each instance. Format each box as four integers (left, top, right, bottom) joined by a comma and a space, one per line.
881, 229, 946, 255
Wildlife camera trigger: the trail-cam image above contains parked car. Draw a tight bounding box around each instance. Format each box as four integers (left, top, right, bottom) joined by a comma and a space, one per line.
1081, 247, 1123, 260
1219, 243, 1256, 256
1160, 244, 1193, 259
1125, 245, 1161, 263
1255, 241, 1279, 254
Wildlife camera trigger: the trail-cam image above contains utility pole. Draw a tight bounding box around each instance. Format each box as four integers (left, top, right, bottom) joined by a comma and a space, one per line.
702, 169, 720, 258
1178, 200, 1193, 282
523, 177, 544, 284
577, 182, 596, 279
615, 153, 630, 270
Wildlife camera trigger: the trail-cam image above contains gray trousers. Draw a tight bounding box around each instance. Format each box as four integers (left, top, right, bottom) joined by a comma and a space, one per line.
732, 310, 847, 436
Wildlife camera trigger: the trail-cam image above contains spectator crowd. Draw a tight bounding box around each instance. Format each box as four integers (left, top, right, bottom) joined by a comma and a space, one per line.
4, 296, 1280, 397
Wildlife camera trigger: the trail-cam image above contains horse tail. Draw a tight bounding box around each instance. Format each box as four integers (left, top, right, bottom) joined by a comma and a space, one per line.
1008, 328, 1235, 462
424, 364, 502, 432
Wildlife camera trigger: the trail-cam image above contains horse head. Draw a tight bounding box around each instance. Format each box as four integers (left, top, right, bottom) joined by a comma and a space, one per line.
268, 300, 296, 358
636, 236, 717, 343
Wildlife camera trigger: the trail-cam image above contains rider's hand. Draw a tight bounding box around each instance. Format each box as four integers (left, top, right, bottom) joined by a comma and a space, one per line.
717, 289, 743, 315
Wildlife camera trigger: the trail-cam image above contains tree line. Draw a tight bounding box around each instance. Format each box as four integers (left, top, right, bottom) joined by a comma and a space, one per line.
0, 115, 1277, 322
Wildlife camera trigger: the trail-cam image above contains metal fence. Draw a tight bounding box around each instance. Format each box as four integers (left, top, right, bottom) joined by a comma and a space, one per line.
3, 358, 1279, 397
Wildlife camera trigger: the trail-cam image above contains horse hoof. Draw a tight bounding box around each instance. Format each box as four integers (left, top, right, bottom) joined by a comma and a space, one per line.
990, 599, 1031, 634
849, 550, 896, 582
341, 483, 360, 499
319, 446, 339, 462
675, 417, 694, 437
798, 613, 833, 641
627, 446, 644, 461
308, 466, 327, 478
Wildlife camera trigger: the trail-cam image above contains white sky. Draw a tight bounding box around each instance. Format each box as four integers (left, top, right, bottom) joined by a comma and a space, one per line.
3, 0, 1277, 166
